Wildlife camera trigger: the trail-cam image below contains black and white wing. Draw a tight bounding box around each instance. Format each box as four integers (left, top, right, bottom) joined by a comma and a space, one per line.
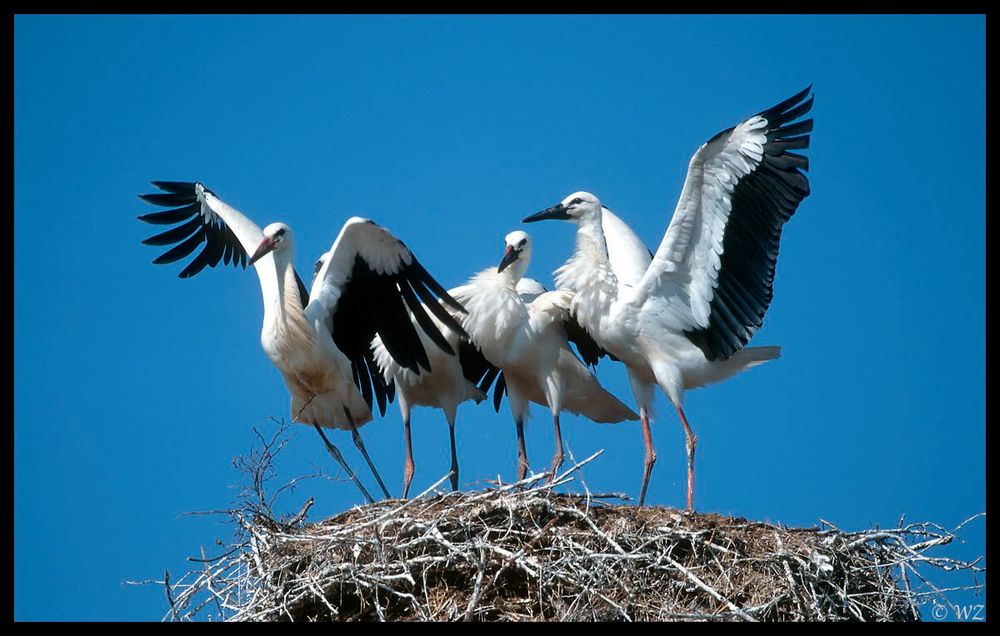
139, 181, 257, 278
457, 339, 506, 412
446, 282, 507, 412
563, 316, 615, 368
314, 251, 398, 416
637, 87, 813, 361
138, 181, 310, 307
530, 283, 616, 369
309, 218, 468, 412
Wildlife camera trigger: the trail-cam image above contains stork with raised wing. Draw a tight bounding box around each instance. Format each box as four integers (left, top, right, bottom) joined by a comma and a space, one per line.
138, 181, 467, 503
451, 231, 638, 483
523, 87, 813, 510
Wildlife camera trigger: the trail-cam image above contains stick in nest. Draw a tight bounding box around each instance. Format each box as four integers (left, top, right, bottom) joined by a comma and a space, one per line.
139, 427, 985, 622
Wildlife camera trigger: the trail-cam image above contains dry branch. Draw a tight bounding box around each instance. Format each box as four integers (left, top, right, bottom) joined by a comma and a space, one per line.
147, 425, 984, 622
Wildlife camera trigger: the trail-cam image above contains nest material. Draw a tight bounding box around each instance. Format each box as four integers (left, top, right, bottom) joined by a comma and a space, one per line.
158, 446, 984, 622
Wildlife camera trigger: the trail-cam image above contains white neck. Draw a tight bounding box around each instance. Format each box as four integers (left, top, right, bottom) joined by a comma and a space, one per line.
506, 256, 529, 284
260, 246, 314, 360
555, 214, 618, 332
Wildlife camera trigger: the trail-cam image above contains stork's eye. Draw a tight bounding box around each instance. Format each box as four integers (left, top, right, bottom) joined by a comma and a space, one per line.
570, 197, 583, 206
274, 228, 286, 238
518, 239, 527, 248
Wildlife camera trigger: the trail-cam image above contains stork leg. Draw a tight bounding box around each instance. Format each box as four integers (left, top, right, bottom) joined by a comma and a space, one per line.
638, 410, 657, 508
674, 404, 698, 512
546, 413, 564, 483
447, 419, 459, 492
515, 419, 529, 481
402, 415, 415, 499
344, 407, 392, 500
312, 423, 375, 505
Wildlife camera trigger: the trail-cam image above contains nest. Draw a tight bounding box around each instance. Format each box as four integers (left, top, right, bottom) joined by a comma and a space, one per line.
153, 427, 984, 622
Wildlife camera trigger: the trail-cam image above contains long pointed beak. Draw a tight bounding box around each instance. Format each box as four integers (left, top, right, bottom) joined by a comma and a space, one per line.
249, 237, 276, 266
522, 203, 570, 223
497, 246, 520, 273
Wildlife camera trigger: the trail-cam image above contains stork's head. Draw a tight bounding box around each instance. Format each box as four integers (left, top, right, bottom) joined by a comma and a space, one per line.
522, 191, 602, 224
497, 230, 532, 279
249, 222, 293, 265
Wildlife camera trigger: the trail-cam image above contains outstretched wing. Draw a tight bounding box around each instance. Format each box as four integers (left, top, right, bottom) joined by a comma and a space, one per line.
313, 251, 395, 415
139, 181, 258, 278
309, 218, 468, 416
139, 181, 310, 309
637, 87, 813, 361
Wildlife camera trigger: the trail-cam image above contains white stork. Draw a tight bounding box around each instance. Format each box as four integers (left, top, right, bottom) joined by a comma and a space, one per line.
368, 298, 484, 498
451, 231, 638, 482
138, 181, 467, 503
523, 87, 813, 509
369, 276, 548, 498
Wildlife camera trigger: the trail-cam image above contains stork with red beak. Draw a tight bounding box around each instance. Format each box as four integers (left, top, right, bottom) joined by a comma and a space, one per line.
139, 181, 467, 503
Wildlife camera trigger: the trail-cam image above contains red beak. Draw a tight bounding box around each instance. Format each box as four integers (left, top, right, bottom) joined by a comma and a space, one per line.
249, 236, 275, 266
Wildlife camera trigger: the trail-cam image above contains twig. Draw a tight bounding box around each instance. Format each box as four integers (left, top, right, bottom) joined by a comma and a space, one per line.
164, 570, 178, 622
284, 497, 314, 527
661, 555, 756, 622
139, 427, 985, 622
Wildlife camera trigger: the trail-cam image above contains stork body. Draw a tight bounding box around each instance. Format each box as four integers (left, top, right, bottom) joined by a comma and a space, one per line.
371, 309, 485, 497
452, 232, 637, 482
370, 277, 546, 497
139, 182, 466, 502
525, 88, 813, 509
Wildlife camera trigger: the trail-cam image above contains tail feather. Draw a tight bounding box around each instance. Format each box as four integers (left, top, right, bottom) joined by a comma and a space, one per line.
558, 348, 639, 423
738, 345, 781, 368
684, 345, 781, 390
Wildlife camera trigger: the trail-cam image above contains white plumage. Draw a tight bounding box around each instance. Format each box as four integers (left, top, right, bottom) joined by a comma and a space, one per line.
524, 88, 813, 509
451, 231, 638, 482
370, 303, 484, 497
139, 181, 466, 503
369, 275, 550, 497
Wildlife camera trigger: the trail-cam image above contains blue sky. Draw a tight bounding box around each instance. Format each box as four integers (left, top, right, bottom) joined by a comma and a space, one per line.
15, 15, 984, 621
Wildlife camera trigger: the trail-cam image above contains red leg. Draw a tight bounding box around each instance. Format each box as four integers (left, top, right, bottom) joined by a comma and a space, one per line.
675, 405, 698, 512
402, 416, 415, 499
638, 412, 657, 508
546, 413, 564, 483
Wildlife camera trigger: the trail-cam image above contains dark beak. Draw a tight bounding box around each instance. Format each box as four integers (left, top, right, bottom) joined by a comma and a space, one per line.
249, 236, 276, 266
522, 203, 570, 223
497, 246, 520, 273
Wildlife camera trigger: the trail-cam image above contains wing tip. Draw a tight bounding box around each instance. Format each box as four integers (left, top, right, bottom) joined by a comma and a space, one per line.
759, 86, 815, 125
149, 180, 198, 193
